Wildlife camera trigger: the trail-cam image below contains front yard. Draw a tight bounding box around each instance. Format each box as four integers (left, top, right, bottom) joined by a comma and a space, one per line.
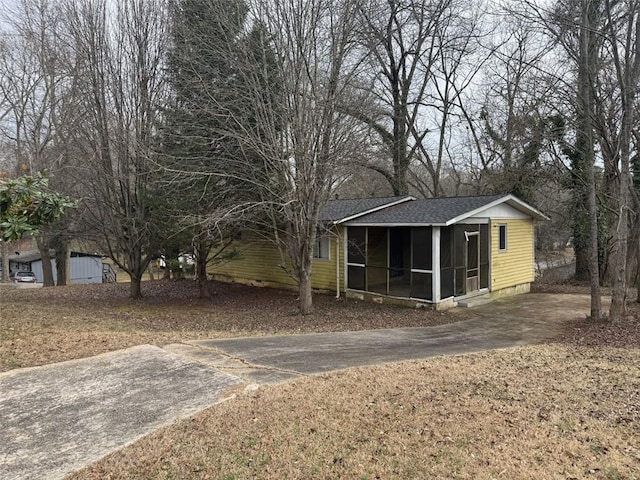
1, 280, 638, 479
0, 280, 470, 372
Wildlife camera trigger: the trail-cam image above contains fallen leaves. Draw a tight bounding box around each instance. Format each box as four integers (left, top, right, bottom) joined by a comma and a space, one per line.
0, 280, 473, 372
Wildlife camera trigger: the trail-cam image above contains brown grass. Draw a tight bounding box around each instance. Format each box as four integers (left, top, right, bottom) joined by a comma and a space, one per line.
0, 280, 469, 372
69, 344, 639, 480
3, 280, 638, 479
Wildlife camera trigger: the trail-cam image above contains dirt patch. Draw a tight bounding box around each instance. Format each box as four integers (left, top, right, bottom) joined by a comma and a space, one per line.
69, 343, 640, 480
0, 280, 471, 372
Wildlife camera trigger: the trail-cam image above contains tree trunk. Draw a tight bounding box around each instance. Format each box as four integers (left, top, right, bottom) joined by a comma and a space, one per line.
573, 223, 590, 281
605, 0, 638, 321
610, 188, 630, 320
130, 275, 142, 299
197, 255, 210, 299
298, 270, 313, 315
55, 251, 66, 286
65, 248, 71, 284
637, 238, 640, 301
36, 236, 55, 287
55, 242, 70, 286
1, 241, 9, 282
128, 249, 146, 299
579, 0, 602, 320
196, 237, 212, 299
586, 160, 603, 320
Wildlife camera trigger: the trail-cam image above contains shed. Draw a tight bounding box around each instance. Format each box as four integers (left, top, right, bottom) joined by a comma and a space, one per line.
8, 250, 109, 284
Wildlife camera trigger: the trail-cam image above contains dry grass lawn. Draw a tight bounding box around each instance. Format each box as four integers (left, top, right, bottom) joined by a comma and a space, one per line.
1, 280, 638, 479
69, 344, 639, 480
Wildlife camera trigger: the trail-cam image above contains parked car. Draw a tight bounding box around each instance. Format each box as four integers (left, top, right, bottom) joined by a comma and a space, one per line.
13, 271, 37, 283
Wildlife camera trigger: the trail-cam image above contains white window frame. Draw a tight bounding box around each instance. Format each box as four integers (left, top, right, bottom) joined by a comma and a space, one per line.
313, 234, 331, 260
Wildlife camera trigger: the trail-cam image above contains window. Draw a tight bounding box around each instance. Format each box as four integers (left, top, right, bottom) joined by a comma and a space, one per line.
314, 234, 330, 260
498, 224, 507, 251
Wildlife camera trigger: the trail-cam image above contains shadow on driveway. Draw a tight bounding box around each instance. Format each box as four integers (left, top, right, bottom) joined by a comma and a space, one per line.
189, 293, 603, 382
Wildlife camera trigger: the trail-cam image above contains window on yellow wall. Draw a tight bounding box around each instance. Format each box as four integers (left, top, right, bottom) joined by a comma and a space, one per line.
498, 224, 507, 251
314, 234, 330, 260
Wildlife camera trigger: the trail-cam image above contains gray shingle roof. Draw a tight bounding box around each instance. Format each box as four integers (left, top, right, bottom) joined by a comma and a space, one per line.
345, 194, 510, 225
320, 196, 412, 223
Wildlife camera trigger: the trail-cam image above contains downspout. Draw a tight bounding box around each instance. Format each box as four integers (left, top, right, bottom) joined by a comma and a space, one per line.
335, 230, 340, 298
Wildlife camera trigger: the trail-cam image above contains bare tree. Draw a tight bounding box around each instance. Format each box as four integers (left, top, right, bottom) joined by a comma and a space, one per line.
578, 0, 604, 320
0, 0, 76, 286
602, 0, 640, 320
521, 0, 640, 321
346, 0, 483, 196
209, 0, 365, 314
62, 0, 169, 298
523, 0, 605, 319
551, 0, 640, 320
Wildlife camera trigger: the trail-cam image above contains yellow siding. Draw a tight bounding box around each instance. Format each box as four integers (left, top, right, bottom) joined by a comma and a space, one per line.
490, 218, 534, 291
208, 227, 345, 292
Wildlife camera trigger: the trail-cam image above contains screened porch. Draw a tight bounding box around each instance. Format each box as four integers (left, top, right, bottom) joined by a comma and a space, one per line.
346, 224, 489, 302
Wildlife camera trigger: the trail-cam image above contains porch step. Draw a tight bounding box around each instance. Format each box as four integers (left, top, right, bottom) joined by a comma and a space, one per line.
457, 296, 493, 308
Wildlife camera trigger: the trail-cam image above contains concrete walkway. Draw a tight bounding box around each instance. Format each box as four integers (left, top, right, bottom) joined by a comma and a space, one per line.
0, 293, 598, 479
0, 345, 244, 480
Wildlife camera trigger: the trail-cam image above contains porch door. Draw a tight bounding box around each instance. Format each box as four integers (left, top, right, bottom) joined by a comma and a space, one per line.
466, 232, 480, 293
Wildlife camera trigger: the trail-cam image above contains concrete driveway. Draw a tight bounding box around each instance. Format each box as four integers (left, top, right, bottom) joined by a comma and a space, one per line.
0, 292, 597, 479
175, 293, 600, 384
0, 345, 244, 480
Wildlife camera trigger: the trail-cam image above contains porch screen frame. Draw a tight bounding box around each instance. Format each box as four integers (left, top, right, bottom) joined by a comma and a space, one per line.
345, 225, 435, 302
409, 227, 433, 301
346, 226, 366, 291
439, 221, 490, 301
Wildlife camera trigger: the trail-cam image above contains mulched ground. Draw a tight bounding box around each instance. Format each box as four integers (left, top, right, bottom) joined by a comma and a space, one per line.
533, 280, 640, 348
1, 279, 471, 332
0, 280, 472, 372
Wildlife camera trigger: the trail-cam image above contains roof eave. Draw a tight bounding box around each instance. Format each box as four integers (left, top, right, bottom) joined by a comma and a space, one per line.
344, 222, 447, 227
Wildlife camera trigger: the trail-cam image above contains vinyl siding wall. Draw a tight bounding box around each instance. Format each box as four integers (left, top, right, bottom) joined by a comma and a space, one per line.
490, 218, 534, 290
208, 228, 345, 293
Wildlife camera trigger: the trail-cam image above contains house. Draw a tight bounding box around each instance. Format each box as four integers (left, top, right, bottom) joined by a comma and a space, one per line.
5, 250, 115, 284
208, 194, 549, 309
